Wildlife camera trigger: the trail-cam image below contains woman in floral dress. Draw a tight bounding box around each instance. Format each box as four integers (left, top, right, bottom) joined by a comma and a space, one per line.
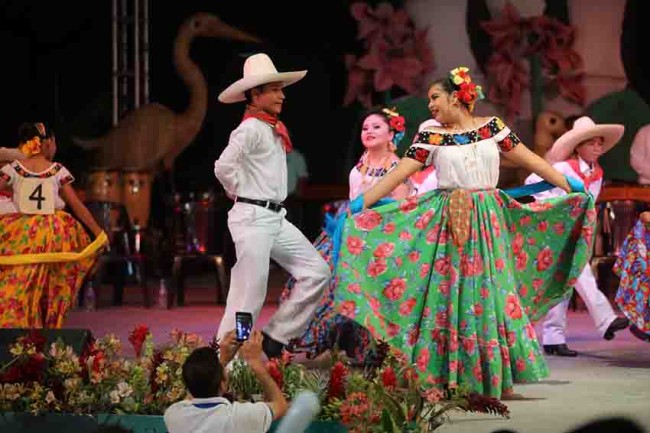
613, 211, 650, 343
0, 123, 106, 328
282, 107, 419, 363
335, 68, 596, 398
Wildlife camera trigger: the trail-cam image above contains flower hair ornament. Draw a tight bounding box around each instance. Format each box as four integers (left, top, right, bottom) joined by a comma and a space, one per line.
449, 67, 485, 113
19, 136, 42, 157
382, 107, 406, 148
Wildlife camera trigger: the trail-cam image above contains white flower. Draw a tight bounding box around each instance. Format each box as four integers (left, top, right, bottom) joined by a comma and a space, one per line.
45, 391, 56, 404
110, 390, 121, 404
117, 381, 133, 398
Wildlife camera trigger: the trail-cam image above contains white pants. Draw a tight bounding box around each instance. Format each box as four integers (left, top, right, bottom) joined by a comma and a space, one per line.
542, 264, 617, 345
216, 202, 331, 344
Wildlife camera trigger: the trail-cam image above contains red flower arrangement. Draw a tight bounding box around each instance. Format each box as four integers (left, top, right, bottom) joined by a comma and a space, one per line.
344, 2, 434, 108
481, 3, 585, 119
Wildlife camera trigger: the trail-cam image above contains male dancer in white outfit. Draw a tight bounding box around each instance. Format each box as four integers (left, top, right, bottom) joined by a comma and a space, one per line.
214, 53, 330, 359
525, 116, 629, 356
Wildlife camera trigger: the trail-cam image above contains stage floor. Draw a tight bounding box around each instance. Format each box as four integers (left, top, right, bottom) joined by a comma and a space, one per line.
65, 272, 650, 433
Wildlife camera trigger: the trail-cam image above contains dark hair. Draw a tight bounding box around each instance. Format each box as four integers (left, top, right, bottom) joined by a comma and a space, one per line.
244, 84, 273, 104
363, 108, 392, 129
181, 347, 224, 398
567, 417, 645, 433
430, 77, 457, 95
17, 122, 53, 145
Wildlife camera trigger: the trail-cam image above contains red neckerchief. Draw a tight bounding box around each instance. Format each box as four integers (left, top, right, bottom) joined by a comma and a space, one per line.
242, 106, 293, 153
566, 158, 603, 190
411, 165, 435, 184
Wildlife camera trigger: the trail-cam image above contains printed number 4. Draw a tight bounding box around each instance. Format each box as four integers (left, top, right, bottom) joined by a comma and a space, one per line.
29, 184, 46, 210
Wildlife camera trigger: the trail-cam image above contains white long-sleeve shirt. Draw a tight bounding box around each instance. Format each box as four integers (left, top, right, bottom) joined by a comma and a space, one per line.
214, 118, 288, 203
525, 157, 603, 200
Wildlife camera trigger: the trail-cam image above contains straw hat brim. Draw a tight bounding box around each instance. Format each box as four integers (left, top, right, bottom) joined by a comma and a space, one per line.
545, 124, 624, 165
218, 70, 307, 104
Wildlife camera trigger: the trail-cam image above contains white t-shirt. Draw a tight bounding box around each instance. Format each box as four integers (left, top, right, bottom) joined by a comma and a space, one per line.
164, 396, 273, 433
0, 161, 74, 212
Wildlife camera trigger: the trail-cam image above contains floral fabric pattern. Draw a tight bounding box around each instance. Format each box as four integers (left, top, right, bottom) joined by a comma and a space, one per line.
281, 203, 374, 362
614, 220, 650, 336
334, 189, 595, 398
0, 211, 98, 328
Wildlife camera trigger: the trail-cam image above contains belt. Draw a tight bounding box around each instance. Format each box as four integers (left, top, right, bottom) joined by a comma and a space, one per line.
236, 196, 284, 212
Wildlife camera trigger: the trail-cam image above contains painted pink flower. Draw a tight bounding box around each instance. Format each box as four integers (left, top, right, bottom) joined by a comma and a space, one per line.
463, 337, 476, 354
373, 242, 395, 258
383, 278, 407, 301
399, 298, 417, 316
346, 236, 365, 255
512, 232, 524, 255
420, 263, 431, 278
386, 322, 401, 337
367, 259, 388, 278
383, 222, 396, 234
347, 283, 361, 294
434, 257, 451, 276
408, 250, 421, 263
536, 247, 554, 272
340, 301, 356, 318
343, 54, 374, 108
354, 210, 383, 231
505, 294, 523, 319
416, 347, 430, 372
415, 210, 435, 230
399, 197, 419, 213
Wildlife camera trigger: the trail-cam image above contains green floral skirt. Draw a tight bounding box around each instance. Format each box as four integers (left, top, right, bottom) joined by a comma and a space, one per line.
335, 189, 596, 398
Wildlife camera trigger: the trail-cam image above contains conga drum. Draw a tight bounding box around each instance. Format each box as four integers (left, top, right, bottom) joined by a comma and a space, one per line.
85, 170, 123, 235
171, 191, 215, 254
122, 170, 152, 228
86, 170, 122, 203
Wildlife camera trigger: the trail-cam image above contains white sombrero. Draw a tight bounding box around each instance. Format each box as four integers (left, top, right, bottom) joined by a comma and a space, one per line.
544, 116, 624, 165
218, 53, 307, 104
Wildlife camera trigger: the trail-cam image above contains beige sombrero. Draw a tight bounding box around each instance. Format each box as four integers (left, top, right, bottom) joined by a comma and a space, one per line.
218, 53, 307, 104
544, 116, 624, 165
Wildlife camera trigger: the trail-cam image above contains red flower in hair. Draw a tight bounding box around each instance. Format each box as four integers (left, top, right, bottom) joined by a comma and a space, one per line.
389, 115, 406, 132
457, 82, 479, 105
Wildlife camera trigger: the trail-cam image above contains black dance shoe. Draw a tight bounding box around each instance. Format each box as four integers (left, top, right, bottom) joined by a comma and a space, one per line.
603, 317, 630, 340
543, 344, 578, 357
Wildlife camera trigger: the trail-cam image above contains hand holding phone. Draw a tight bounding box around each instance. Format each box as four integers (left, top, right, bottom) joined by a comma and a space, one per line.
235, 311, 253, 342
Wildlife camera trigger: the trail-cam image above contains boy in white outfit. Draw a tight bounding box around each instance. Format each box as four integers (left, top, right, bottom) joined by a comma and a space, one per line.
214, 53, 330, 359
525, 116, 629, 356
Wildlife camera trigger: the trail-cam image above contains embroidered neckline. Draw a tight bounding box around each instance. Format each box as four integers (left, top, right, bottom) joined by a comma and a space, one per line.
414, 117, 506, 147
12, 161, 62, 178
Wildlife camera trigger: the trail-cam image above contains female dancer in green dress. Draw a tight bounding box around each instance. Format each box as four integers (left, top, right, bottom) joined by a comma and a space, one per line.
334, 67, 596, 399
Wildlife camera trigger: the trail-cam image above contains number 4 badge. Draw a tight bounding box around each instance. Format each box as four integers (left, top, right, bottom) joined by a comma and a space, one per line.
15, 177, 55, 215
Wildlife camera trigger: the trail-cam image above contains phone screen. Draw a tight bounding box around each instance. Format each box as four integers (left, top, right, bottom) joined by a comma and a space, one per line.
235, 312, 253, 342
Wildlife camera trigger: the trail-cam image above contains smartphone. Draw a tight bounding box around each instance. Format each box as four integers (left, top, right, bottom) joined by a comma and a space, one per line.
235, 311, 253, 342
